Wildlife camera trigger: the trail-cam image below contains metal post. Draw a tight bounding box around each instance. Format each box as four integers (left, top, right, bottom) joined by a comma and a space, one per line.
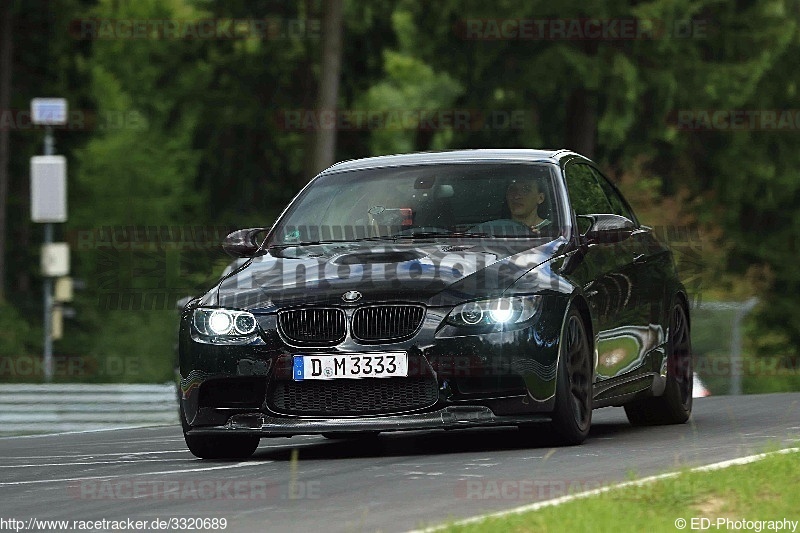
32, 99, 68, 382
729, 297, 759, 395
43, 224, 53, 381
44, 125, 54, 156
43, 126, 53, 382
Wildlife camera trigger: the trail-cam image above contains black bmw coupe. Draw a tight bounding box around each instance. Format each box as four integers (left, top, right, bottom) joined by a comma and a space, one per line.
178, 149, 692, 459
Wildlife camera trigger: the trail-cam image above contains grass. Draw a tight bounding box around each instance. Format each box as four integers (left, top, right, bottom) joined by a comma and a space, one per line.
436, 447, 800, 533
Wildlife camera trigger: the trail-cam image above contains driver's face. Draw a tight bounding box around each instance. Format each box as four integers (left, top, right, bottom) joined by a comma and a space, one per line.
506, 180, 544, 220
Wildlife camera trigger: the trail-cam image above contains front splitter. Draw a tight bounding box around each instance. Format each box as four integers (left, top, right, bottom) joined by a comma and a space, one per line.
186, 405, 551, 437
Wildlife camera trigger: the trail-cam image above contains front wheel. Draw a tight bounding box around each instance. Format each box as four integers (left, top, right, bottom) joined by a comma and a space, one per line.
180, 402, 259, 460
550, 308, 593, 445
624, 302, 692, 426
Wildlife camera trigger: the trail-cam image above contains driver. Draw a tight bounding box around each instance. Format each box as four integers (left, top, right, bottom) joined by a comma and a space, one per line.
506, 177, 550, 232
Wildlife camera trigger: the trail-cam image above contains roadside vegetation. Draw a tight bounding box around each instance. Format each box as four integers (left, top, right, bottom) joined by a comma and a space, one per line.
440, 447, 800, 533
2, 0, 800, 384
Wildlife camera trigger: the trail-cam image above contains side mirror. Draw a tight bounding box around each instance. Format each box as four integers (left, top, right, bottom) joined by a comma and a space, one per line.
222, 228, 269, 258
175, 295, 194, 311
579, 214, 635, 244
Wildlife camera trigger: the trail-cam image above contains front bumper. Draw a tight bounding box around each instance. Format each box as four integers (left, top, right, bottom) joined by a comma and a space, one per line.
178, 297, 569, 434
186, 405, 551, 437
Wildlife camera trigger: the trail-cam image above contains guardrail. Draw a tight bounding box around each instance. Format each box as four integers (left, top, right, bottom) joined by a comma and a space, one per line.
0, 383, 178, 436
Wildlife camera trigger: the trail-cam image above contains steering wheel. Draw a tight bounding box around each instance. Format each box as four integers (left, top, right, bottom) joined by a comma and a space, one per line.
467, 219, 534, 236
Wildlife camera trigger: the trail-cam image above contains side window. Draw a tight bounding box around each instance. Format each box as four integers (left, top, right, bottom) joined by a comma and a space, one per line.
590, 167, 636, 223
565, 163, 613, 233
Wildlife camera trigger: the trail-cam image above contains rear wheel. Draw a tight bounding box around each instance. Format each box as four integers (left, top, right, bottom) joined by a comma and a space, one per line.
550, 308, 593, 445
180, 402, 259, 460
625, 303, 692, 426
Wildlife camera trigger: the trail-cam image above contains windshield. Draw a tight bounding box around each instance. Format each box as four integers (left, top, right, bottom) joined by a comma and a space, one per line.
271, 163, 563, 244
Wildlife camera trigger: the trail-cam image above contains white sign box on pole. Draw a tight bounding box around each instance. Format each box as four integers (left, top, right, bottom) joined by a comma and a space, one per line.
41, 243, 70, 277
31, 155, 67, 223
31, 98, 68, 125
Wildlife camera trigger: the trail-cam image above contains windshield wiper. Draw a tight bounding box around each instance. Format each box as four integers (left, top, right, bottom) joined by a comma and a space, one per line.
269, 236, 395, 249
390, 231, 490, 239
268, 240, 341, 249
271, 232, 493, 247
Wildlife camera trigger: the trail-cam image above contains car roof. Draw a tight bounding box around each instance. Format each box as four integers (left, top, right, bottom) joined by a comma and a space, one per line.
321, 149, 585, 174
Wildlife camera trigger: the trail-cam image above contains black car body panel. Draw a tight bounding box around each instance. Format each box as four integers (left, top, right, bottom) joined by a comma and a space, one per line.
178, 149, 690, 444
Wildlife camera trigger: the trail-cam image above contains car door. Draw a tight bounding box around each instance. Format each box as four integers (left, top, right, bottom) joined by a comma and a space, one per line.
589, 167, 668, 370
562, 161, 641, 381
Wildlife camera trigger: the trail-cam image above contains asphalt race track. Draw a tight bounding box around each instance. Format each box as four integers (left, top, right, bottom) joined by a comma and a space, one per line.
0, 393, 798, 532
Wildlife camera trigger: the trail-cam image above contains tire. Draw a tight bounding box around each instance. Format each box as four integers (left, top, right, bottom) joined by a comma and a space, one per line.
625, 302, 692, 426
549, 307, 593, 445
180, 402, 259, 460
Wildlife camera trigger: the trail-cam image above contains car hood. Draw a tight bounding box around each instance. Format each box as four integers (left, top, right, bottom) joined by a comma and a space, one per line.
202, 238, 568, 310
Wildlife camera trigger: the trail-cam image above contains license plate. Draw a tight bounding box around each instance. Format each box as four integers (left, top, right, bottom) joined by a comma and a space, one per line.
292, 353, 408, 381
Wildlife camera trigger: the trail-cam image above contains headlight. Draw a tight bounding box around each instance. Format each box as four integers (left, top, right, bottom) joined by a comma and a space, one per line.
446, 296, 542, 328
193, 308, 258, 337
